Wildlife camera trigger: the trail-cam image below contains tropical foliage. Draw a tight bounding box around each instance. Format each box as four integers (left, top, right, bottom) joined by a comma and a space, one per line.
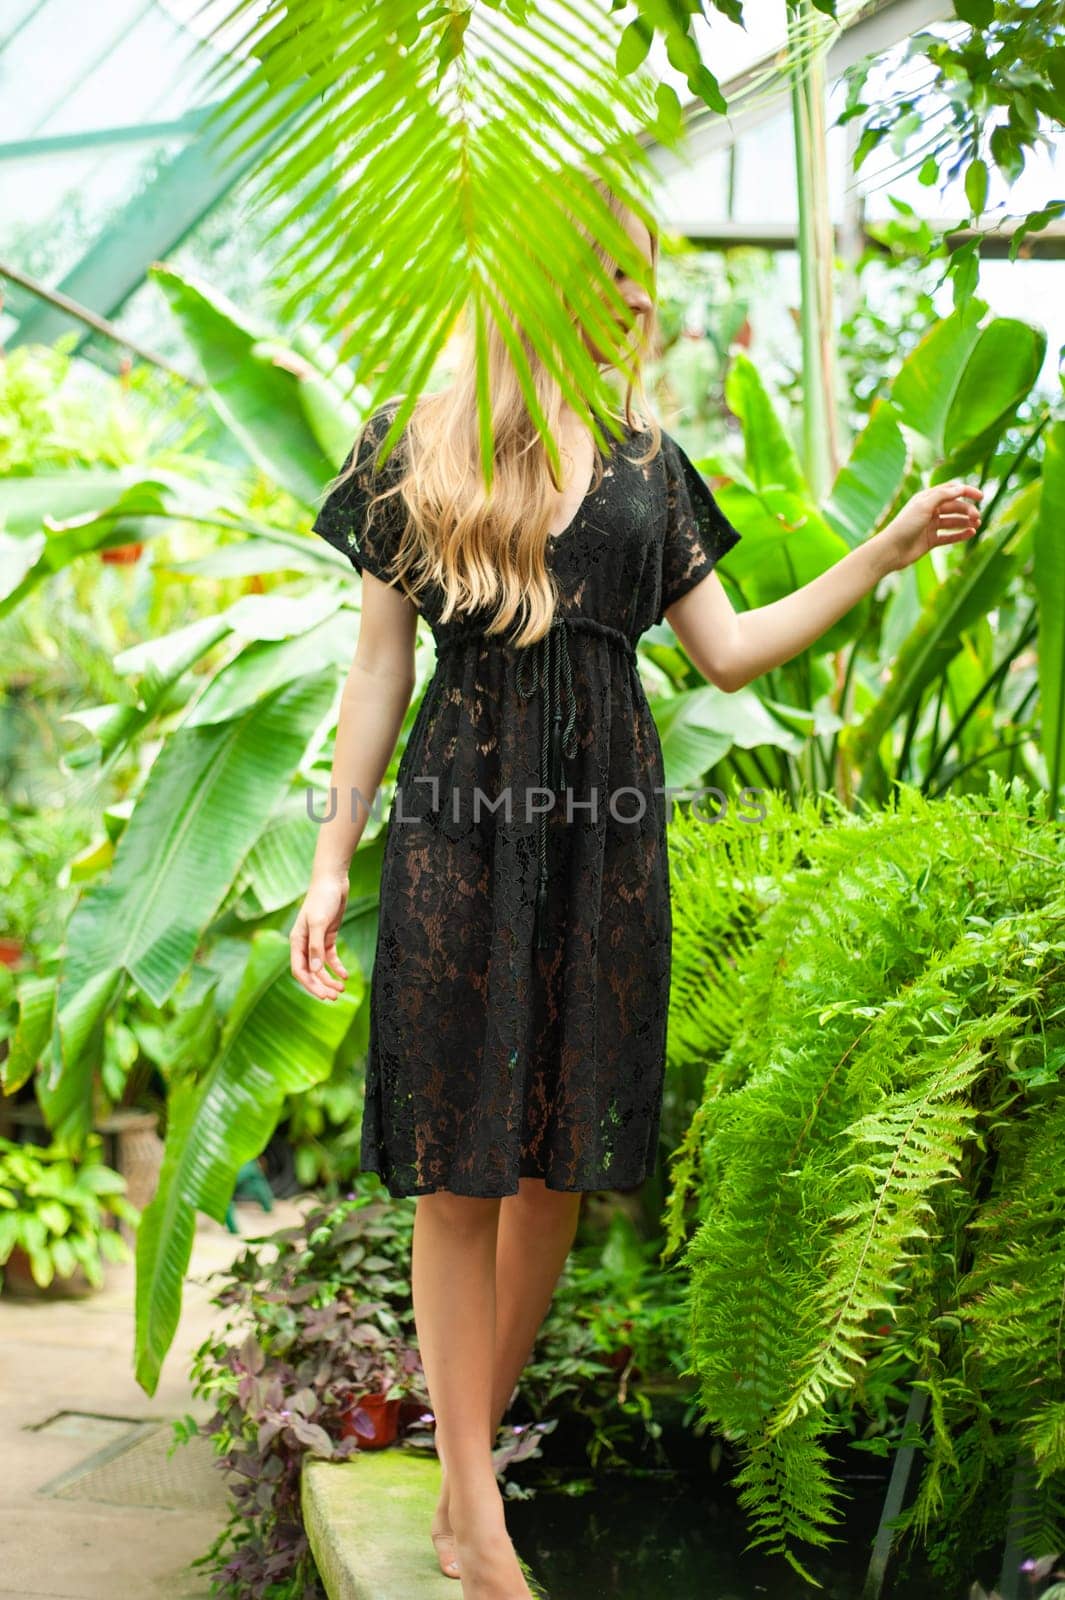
166, 0, 1062, 474
182, 1186, 427, 1600
0, 1133, 138, 1289
843, 0, 1065, 303
3, 261, 1062, 1394
646, 295, 1060, 815
3, 36, 1063, 1600
663, 776, 1065, 1580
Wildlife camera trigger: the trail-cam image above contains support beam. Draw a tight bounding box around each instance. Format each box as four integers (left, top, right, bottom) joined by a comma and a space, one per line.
0, 258, 202, 384
658, 219, 1065, 258
7, 92, 299, 353
0, 107, 219, 162
646, 0, 956, 169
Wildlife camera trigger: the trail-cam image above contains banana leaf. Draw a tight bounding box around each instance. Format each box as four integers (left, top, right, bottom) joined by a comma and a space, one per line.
1, 976, 57, 1096
1034, 421, 1065, 814
890, 298, 987, 451
134, 929, 363, 1395
653, 684, 810, 790
848, 516, 1032, 794
724, 351, 808, 496
149, 265, 345, 505
822, 398, 908, 549
42, 671, 338, 1140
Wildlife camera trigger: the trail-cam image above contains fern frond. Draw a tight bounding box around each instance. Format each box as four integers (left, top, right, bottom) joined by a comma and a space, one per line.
674, 781, 1065, 1568
732, 1415, 847, 1581
1026, 1403, 1065, 1479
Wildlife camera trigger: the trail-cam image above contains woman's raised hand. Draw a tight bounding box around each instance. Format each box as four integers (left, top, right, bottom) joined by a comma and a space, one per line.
290, 872, 350, 1000
876, 479, 984, 572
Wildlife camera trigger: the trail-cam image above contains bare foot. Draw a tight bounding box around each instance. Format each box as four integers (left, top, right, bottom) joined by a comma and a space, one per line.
450, 1487, 533, 1600
431, 1462, 460, 1579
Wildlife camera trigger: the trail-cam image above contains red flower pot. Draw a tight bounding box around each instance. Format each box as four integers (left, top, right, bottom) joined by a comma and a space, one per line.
101, 542, 145, 565
341, 1392, 401, 1449
1, 1244, 96, 1299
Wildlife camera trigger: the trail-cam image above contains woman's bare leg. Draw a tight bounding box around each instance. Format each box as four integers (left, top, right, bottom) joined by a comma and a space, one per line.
430, 1179, 583, 1578
413, 1188, 535, 1598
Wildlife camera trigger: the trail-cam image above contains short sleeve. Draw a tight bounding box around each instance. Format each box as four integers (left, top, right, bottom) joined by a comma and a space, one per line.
656, 431, 742, 624
311, 404, 408, 584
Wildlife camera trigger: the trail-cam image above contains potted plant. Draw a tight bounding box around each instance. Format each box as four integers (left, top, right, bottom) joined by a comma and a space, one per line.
1, 973, 171, 1225
180, 1185, 432, 1598
340, 1378, 405, 1449
0, 1133, 139, 1296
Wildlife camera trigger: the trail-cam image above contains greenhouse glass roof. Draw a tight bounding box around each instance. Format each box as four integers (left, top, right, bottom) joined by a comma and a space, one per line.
0, 0, 257, 356
2, 0, 1063, 381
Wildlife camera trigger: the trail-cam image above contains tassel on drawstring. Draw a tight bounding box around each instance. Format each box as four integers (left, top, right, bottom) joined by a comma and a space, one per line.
515, 615, 580, 952
549, 708, 564, 796
534, 869, 549, 949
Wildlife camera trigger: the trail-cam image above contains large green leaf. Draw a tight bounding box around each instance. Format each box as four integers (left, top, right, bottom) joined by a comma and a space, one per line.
849, 517, 1030, 788
653, 685, 808, 789
822, 399, 908, 548
149, 265, 339, 505
239, 798, 386, 920
1034, 422, 1065, 813
724, 352, 808, 495
0, 468, 150, 535
134, 930, 362, 1395
182, 605, 349, 728
712, 481, 860, 655
60, 617, 234, 778
46, 672, 337, 1139
289, 324, 364, 464
0, 470, 284, 619
941, 318, 1047, 470
2, 976, 56, 1095
889, 301, 1044, 474
0, 529, 46, 601
890, 299, 987, 452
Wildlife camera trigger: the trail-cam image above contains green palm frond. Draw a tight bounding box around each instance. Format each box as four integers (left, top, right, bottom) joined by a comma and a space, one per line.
45, 671, 339, 1140
185, 0, 681, 459
178, 0, 877, 471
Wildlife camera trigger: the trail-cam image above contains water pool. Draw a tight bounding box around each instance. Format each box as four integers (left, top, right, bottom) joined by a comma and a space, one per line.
507, 1467, 959, 1599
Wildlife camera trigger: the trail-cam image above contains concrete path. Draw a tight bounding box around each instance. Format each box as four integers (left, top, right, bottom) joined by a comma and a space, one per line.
1, 1198, 310, 1600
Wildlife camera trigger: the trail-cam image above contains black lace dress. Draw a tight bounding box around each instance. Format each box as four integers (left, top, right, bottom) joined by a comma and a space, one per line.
311, 403, 741, 1197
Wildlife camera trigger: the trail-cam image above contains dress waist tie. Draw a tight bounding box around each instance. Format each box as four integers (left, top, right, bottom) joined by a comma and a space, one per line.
435, 613, 638, 950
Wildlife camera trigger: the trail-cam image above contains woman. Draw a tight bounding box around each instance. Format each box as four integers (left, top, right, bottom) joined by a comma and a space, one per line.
291, 179, 982, 1600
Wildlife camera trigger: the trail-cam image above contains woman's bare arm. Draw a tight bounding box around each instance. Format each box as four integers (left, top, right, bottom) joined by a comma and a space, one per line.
291, 575, 419, 1000
668, 480, 984, 693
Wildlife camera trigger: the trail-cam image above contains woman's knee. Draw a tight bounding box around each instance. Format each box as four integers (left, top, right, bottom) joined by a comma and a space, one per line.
417, 1189, 502, 1235
511, 1176, 584, 1216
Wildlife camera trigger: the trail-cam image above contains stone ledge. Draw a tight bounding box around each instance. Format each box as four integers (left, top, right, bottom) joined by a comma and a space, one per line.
302, 1449, 549, 1599
303, 1449, 453, 1600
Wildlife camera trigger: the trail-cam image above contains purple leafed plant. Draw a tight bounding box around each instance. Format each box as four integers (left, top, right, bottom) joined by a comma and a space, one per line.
177, 1183, 428, 1600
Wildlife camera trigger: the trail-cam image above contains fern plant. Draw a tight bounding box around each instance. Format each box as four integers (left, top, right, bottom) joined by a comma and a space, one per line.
663, 775, 1065, 1582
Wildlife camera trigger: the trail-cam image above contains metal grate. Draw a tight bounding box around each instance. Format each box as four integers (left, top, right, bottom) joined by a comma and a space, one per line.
35, 1414, 230, 1512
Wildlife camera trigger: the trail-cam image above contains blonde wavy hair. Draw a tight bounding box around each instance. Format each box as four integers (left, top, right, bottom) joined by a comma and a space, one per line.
329, 175, 662, 647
